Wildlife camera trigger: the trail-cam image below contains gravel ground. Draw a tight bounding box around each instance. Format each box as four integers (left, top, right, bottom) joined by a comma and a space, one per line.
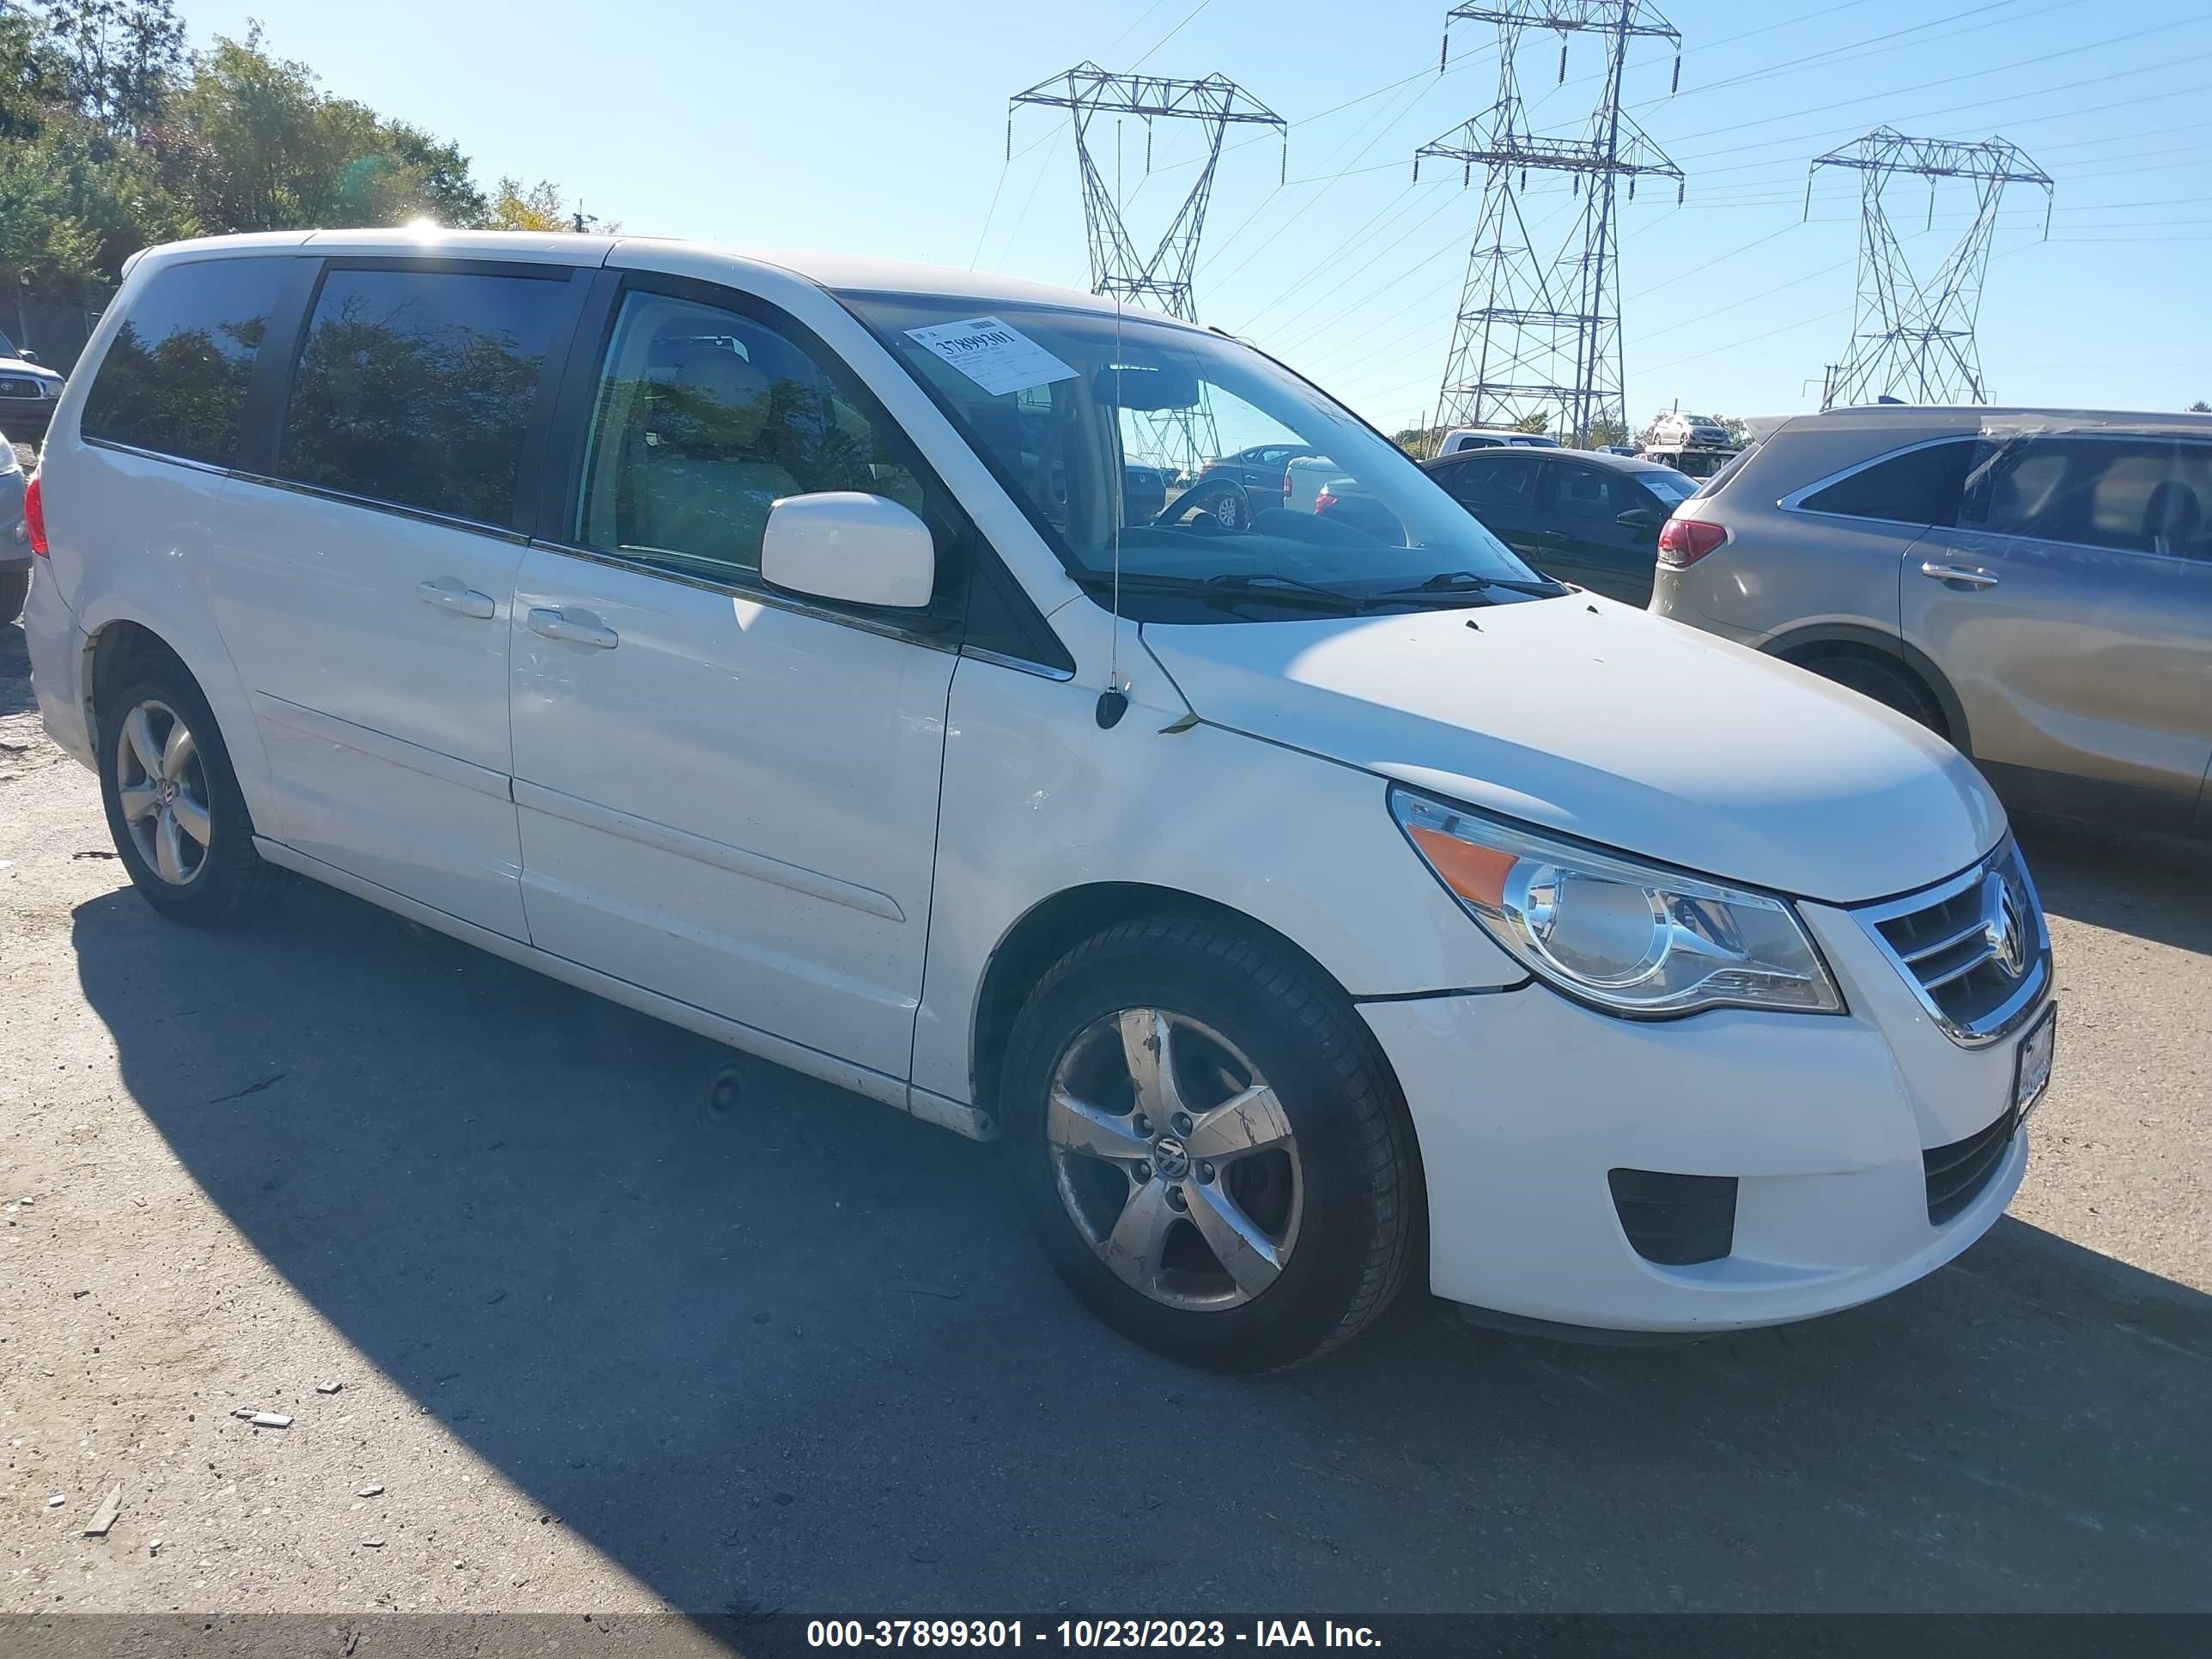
2, 611, 2209, 1617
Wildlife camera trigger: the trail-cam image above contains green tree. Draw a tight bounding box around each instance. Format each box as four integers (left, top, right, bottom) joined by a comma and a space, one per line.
2191, 400, 2209, 414
1510, 410, 1550, 435
33, 0, 186, 133
1584, 416, 1627, 449
1392, 425, 1444, 460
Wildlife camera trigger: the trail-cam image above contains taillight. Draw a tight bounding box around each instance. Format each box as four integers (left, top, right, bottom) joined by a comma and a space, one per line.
1656, 515, 1727, 567
1282, 472, 1292, 500
1314, 488, 1340, 514
24, 471, 46, 558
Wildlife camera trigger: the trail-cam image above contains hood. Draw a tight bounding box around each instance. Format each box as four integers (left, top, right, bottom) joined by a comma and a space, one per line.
1139, 598, 2005, 905
0, 356, 59, 383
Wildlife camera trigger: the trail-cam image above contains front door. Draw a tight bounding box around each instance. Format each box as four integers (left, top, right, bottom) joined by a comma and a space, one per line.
507, 278, 962, 1079
1534, 461, 1659, 605
208, 259, 589, 938
1903, 432, 2212, 831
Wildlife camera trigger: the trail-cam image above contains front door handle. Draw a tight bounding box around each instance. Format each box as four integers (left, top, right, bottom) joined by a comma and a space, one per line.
526, 606, 619, 649
415, 577, 496, 619
1919, 561, 1999, 590
1540, 526, 1571, 540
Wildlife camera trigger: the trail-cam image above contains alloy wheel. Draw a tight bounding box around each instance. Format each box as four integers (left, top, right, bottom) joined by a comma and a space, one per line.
1045, 1008, 1303, 1311
114, 698, 212, 887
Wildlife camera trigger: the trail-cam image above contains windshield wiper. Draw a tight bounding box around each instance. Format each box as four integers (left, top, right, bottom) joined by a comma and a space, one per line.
1368, 570, 1565, 602
1069, 570, 1364, 613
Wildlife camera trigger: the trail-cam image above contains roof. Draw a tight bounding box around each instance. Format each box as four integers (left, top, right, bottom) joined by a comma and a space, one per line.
126, 228, 1186, 327
1809, 404, 2212, 436
1421, 447, 1674, 476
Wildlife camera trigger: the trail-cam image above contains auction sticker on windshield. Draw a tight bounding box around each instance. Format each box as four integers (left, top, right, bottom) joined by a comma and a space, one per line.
904, 316, 1079, 398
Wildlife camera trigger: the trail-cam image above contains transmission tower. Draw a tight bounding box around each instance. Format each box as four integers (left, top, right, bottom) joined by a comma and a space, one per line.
1808, 126, 2053, 409
1010, 64, 1285, 473
1010, 64, 1286, 321
1417, 2, 1683, 447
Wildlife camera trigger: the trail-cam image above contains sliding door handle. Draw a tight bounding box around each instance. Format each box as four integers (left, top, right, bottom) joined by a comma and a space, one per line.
526, 606, 619, 649
415, 577, 496, 620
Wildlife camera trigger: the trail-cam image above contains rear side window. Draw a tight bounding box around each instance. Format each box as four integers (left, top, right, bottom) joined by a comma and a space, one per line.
1799, 439, 1977, 526
1970, 436, 2212, 560
82, 258, 293, 466
276, 266, 574, 529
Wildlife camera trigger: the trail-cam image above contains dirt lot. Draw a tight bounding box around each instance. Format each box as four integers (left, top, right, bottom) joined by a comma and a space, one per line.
2, 612, 2209, 1617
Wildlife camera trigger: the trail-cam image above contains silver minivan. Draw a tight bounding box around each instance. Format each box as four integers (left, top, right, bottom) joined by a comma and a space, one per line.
1650, 406, 2212, 841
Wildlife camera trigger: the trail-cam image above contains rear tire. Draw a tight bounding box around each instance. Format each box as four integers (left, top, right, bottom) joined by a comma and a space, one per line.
1803, 652, 1945, 736
96, 653, 283, 927
0, 567, 26, 624
1003, 915, 1420, 1372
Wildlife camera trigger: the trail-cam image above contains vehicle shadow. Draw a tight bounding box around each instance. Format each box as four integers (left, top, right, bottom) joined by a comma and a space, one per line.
2017, 818, 2212, 957
71, 878, 2212, 1615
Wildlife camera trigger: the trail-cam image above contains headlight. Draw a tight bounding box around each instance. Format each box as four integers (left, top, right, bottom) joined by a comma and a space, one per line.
1390, 787, 1843, 1017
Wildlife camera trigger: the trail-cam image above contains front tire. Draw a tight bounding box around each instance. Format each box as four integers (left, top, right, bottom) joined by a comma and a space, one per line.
1803, 651, 1945, 736
97, 654, 283, 926
1004, 915, 1419, 1371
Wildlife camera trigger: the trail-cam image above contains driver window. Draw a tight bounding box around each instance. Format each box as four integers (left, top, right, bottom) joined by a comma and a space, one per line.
576, 291, 927, 584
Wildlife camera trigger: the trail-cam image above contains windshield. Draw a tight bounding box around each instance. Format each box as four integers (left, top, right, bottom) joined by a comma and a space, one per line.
842, 294, 1557, 619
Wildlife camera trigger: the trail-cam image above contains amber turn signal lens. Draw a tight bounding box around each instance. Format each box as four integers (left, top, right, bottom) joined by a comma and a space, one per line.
1407, 823, 1516, 912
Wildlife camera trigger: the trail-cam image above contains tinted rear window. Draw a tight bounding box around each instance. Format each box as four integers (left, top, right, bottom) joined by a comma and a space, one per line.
276, 266, 574, 529
82, 258, 294, 466
1800, 439, 1978, 526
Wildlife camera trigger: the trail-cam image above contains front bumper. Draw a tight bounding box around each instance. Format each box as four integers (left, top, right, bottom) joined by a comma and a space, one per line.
23, 566, 95, 769
1364, 891, 2042, 1333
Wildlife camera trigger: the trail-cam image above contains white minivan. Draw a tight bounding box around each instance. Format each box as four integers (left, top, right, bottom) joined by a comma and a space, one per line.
23, 230, 2054, 1370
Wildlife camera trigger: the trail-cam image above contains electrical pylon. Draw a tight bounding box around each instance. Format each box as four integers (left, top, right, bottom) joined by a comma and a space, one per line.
1417, 1, 1684, 447
1010, 63, 1286, 321
1808, 126, 2054, 409
1010, 64, 1285, 472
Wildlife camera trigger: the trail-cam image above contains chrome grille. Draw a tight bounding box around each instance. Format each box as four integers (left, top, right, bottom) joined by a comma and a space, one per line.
1856, 839, 2050, 1047
0, 377, 41, 398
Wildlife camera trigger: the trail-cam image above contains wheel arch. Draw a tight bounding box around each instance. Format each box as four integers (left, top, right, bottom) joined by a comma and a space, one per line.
1762, 621, 1971, 752
969, 882, 1374, 1125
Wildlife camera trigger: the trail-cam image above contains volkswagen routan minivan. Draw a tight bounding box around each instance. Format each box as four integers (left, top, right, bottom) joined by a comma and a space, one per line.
23, 230, 2055, 1370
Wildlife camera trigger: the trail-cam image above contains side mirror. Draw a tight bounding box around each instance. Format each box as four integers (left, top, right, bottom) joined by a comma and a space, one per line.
1615, 506, 1659, 531
761, 492, 935, 610
16, 349, 36, 364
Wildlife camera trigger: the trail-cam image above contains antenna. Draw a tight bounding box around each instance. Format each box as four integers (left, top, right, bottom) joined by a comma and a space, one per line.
1097, 291, 1131, 730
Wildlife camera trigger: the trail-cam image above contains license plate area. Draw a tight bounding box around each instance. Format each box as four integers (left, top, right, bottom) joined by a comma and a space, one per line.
2013, 1002, 2057, 1123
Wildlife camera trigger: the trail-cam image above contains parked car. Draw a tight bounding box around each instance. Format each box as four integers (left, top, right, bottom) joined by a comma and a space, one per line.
0, 434, 27, 622
1421, 447, 1699, 605
26, 232, 2053, 1370
1644, 411, 1731, 450
0, 331, 65, 439
1650, 405, 2212, 841
1176, 442, 1319, 529
1281, 452, 1346, 514
1640, 443, 1740, 481
1437, 427, 1561, 456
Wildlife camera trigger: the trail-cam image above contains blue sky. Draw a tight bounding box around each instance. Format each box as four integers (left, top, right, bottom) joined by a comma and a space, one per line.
180, 0, 2211, 431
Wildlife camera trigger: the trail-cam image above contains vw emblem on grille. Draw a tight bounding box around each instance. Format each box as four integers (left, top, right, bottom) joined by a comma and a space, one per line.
1978, 872, 2030, 981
